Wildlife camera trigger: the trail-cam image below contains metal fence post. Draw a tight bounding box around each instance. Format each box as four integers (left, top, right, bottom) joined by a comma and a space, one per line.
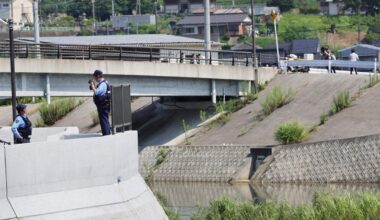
88, 45, 92, 59
328, 56, 331, 74
374, 58, 378, 75
149, 48, 152, 62
57, 45, 61, 59
232, 53, 235, 66
209, 51, 212, 65
25, 44, 29, 58
119, 47, 122, 60
246, 54, 249, 66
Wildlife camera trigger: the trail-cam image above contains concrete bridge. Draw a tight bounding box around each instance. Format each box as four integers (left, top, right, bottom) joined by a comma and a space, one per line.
0, 58, 276, 101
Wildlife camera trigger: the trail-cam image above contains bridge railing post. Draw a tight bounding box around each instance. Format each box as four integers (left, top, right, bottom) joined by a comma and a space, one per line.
232, 53, 235, 66
57, 45, 61, 59
119, 47, 122, 60
246, 54, 249, 66
149, 48, 152, 62
209, 51, 212, 65
25, 44, 29, 58
88, 45, 92, 60
374, 58, 378, 75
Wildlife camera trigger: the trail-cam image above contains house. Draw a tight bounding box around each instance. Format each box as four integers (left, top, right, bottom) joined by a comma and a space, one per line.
266, 39, 320, 59
111, 15, 156, 30
163, 0, 216, 14
339, 44, 380, 61
0, 0, 33, 30
176, 13, 251, 38
318, 0, 347, 15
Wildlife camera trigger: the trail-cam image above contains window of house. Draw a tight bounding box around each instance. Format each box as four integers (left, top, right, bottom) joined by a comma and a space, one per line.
3, 3, 9, 8
183, 27, 195, 34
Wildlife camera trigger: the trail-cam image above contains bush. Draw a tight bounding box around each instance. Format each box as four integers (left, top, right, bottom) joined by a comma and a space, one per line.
38, 98, 82, 126
192, 193, 380, 220
331, 90, 351, 114
275, 121, 309, 144
319, 112, 328, 125
261, 86, 295, 116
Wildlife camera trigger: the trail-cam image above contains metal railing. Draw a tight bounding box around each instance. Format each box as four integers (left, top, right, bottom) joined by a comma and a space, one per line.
281, 59, 380, 73
0, 42, 260, 67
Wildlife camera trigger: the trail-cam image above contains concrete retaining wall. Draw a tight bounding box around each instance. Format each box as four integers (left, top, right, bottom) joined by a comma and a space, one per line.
255, 134, 380, 183
0, 132, 167, 220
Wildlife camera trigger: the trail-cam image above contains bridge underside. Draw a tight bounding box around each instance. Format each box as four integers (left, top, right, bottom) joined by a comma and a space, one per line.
0, 73, 243, 98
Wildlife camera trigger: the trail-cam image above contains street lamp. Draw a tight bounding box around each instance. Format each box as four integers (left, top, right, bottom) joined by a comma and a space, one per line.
0, 18, 16, 121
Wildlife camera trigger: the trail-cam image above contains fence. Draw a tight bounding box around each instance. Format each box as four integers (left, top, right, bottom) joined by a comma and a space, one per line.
281, 59, 380, 74
0, 42, 258, 67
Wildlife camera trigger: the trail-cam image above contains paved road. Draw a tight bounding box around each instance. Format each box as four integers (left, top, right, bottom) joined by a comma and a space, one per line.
190, 74, 367, 146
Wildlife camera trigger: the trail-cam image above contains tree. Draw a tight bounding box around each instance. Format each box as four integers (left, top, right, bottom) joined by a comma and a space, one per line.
267, 0, 295, 12
345, 0, 380, 15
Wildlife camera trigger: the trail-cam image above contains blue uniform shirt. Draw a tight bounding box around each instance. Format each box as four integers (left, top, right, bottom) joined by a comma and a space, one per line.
11, 115, 26, 139
94, 81, 107, 96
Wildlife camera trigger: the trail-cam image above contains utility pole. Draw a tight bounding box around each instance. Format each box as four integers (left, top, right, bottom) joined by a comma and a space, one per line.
111, 0, 115, 16
136, 0, 141, 15
92, 0, 96, 34
9, 19, 16, 121
357, 2, 361, 44
250, 0, 258, 93
204, 0, 214, 104
33, 0, 40, 58
155, 0, 158, 33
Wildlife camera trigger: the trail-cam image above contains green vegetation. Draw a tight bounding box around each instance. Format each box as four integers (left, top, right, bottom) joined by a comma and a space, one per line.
36, 98, 83, 127
155, 192, 181, 220
275, 121, 309, 144
367, 74, 380, 88
331, 90, 352, 114
90, 111, 99, 126
238, 126, 249, 137
199, 110, 207, 122
261, 86, 295, 116
191, 193, 380, 220
182, 120, 191, 145
319, 112, 328, 125
145, 146, 171, 185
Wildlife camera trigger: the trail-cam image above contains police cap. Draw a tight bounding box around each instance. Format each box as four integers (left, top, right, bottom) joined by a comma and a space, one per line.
93, 70, 103, 77
16, 104, 27, 112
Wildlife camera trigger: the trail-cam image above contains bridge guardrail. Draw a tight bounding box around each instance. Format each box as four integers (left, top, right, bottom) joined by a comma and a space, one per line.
0, 42, 263, 67
280, 59, 380, 73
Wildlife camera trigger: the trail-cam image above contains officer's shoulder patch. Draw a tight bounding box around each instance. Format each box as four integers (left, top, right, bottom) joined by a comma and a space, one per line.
15, 119, 19, 123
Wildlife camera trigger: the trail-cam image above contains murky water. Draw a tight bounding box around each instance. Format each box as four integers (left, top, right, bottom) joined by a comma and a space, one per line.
150, 181, 380, 219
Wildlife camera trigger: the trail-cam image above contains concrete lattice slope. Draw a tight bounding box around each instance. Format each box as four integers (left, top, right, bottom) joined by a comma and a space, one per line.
190, 74, 366, 146
311, 84, 380, 142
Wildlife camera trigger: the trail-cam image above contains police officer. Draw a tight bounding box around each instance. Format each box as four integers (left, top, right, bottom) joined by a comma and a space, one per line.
11, 104, 32, 144
89, 70, 111, 136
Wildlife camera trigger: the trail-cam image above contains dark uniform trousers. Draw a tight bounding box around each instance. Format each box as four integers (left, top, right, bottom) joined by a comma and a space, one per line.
97, 104, 111, 136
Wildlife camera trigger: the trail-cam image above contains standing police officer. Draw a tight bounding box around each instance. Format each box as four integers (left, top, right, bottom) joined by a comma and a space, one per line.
11, 104, 32, 144
89, 70, 111, 136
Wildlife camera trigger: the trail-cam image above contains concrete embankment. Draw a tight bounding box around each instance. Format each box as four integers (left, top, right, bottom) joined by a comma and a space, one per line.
0, 128, 167, 220
189, 74, 367, 146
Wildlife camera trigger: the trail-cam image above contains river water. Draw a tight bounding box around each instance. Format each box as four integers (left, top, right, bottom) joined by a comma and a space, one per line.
150, 181, 380, 219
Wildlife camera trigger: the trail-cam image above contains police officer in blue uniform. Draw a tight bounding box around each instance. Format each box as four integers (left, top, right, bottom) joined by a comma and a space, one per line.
11, 104, 32, 144
89, 70, 111, 136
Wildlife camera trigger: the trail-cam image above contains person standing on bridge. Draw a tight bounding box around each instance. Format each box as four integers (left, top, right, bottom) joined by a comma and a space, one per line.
11, 104, 32, 144
89, 70, 111, 136
350, 49, 359, 75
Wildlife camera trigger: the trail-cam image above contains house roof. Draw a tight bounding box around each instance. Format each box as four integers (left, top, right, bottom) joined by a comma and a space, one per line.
176, 13, 251, 26
339, 44, 380, 57
265, 39, 320, 54
231, 43, 262, 51
17, 34, 222, 47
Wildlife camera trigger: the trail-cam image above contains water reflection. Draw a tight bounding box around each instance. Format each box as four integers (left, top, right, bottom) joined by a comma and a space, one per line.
150, 181, 380, 218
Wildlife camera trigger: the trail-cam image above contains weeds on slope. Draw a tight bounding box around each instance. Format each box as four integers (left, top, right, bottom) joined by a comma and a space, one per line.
36, 98, 83, 127
331, 90, 352, 114
275, 121, 309, 144
261, 86, 295, 116
191, 193, 380, 220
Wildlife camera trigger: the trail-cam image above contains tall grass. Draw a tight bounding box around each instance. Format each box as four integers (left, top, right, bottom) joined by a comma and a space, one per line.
191, 193, 380, 220
261, 86, 295, 116
275, 121, 309, 145
37, 98, 83, 126
331, 90, 351, 114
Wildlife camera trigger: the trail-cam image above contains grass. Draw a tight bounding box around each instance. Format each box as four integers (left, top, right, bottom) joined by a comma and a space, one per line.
182, 120, 191, 145
191, 193, 380, 220
367, 74, 380, 88
90, 111, 99, 126
319, 112, 328, 125
199, 110, 207, 122
331, 90, 352, 114
36, 98, 83, 127
145, 147, 171, 185
261, 86, 295, 116
275, 121, 309, 145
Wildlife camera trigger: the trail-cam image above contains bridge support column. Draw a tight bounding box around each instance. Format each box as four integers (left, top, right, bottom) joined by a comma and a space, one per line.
211, 79, 216, 104
45, 74, 51, 104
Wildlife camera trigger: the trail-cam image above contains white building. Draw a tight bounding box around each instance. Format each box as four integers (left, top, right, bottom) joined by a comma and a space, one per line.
0, 0, 33, 30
